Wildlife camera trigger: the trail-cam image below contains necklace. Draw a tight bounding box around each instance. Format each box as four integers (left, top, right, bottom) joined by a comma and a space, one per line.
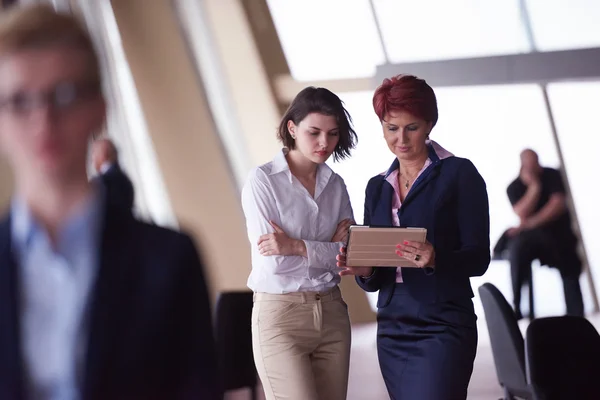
399, 171, 414, 189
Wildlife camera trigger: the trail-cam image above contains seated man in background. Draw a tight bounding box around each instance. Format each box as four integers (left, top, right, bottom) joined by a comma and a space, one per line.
506, 149, 584, 319
0, 4, 220, 399
91, 137, 135, 212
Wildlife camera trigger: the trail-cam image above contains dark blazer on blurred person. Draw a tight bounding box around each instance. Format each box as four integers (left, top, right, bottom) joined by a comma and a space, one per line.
98, 162, 135, 211
92, 138, 135, 212
0, 201, 222, 400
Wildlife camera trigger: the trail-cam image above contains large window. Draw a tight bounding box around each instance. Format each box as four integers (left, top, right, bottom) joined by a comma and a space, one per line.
433, 85, 560, 246
548, 82, 600, 289
266, 0, 386, 80
526, 0, 600, 51
372, 0, 531, 62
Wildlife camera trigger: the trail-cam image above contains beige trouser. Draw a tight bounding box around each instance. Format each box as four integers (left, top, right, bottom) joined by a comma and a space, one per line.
252, 286, 351, 400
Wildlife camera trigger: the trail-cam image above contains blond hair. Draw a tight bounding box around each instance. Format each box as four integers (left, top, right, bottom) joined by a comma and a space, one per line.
0, 3, 100, 81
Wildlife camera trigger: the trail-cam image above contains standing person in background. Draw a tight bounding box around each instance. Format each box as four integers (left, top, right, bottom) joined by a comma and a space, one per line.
505, 149, 584, 319
0, 5, 220, 399
92, 137, 135, 212
338, 74, 490, 400
241, 87, 357, 400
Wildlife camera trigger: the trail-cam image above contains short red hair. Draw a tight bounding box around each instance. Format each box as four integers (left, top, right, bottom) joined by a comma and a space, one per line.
373, 75, 438, 127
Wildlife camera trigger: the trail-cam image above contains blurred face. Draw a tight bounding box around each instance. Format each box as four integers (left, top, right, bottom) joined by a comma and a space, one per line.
0, 46, 105, 186
288, 112, 339, 164
382, 110, 432, 162
521, 150, 540, 173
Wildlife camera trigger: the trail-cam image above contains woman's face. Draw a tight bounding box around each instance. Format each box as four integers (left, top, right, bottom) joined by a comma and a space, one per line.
288, 112, 340, 164
382, 110, 432, 162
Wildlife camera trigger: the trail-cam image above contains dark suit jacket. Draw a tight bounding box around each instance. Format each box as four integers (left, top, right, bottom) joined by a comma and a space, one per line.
100, 163, 135, 211
357, 146, 491, 306
0, 204, 222, 400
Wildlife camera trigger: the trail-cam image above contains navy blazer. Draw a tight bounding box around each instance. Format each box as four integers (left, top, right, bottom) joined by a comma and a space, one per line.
357, 146, 490, 307
100, 163, 135, 211
0, 204, 221, 400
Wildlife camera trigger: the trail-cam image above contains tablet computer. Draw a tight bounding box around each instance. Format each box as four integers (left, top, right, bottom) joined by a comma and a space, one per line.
345, 225, 427, 267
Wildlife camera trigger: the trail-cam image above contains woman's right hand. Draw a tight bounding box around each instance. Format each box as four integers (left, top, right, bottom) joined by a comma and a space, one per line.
336, 246, 374, 278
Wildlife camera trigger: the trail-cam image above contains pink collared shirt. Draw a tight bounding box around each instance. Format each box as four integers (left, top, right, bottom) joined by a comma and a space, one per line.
383, 141, 453, 282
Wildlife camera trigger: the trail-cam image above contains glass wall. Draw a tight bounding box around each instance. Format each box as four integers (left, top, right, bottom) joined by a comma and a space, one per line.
265, 0, 386, 80
526, 0, 600, 51
372, 0, 531, 62
548, 81, 600, 294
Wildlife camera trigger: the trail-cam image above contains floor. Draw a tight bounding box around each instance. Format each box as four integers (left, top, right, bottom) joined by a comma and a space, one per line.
227, 261, 599, 399
347, 315, 600, 400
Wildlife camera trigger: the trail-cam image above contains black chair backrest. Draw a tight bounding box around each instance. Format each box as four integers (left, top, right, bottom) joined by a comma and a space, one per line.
478, 283, 531, 398
526, 316, 600, 400
215, 291, 256, 392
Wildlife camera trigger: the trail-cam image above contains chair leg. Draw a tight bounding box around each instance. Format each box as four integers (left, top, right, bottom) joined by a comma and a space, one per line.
528, 275, 535, 320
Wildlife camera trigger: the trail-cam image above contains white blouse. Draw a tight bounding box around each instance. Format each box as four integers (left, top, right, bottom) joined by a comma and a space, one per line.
241, 149, 354, 294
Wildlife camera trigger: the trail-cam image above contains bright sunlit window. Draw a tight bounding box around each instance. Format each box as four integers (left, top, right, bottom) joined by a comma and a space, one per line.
266, 0, 386, 81
370, 0, 531, 62
526, 0, 600, 51
548, 82, 600, 288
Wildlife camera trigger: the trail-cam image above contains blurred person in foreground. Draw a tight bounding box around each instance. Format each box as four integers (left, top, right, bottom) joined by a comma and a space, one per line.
505, 149, 584, 319
241, 87, 356, 400
337, 75, 490, 400
91, 137, 135, 212
0, 4, 220, 399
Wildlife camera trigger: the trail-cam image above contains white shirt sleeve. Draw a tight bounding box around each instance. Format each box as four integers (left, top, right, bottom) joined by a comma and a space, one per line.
302, 176, 354, 272
338, 176, 355, 222
241, 169, 320, 279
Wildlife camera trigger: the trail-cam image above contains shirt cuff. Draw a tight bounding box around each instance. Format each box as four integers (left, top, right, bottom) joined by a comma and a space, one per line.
303, 239, 340, 278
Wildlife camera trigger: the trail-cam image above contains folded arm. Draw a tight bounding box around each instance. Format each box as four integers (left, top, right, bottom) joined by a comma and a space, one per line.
524, 193, 566, 229
241, 170, 350, 279
511, 182, 541, 221
303, 179, 355, 272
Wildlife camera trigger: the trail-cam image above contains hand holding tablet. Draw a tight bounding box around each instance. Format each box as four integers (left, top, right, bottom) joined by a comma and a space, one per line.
345, 225, 428, 268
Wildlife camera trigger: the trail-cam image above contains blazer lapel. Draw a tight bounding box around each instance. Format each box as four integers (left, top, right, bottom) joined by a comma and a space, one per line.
401, 163, 441, 210
82, 206, 136, 397
0, 215, 25, 399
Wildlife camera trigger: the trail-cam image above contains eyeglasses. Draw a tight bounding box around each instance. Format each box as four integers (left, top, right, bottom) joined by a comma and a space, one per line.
0, 80, 101, 115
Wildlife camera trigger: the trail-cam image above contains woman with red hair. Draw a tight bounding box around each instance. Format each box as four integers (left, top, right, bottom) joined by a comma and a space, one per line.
338, 75, 490, 399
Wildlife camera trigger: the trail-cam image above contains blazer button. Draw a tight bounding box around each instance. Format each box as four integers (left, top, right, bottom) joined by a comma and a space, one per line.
315, 294, 321, 301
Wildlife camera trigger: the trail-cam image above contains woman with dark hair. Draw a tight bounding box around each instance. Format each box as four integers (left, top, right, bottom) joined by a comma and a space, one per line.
241, 87, 357, 400
337, 75, 490, 399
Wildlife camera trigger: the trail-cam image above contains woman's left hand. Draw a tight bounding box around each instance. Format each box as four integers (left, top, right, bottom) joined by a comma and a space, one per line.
396, 240, 436, 268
